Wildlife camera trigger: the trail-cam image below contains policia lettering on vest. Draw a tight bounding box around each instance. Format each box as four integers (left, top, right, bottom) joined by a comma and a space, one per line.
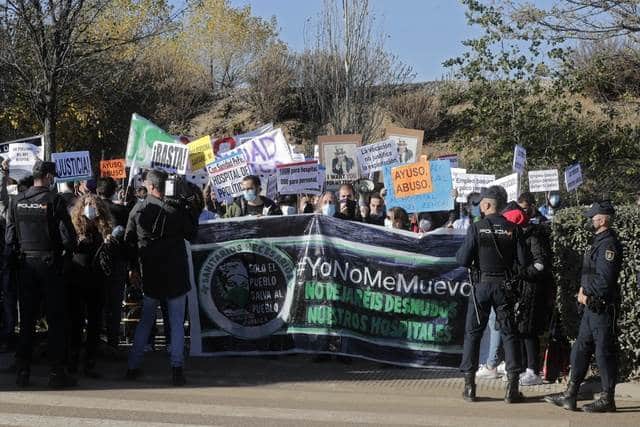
455, 185, 529, 404
5, 160, 78, 388
545, 200, 623, 413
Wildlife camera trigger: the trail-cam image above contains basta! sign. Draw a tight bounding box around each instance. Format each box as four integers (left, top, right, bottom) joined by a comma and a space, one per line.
151, 140, 190, 175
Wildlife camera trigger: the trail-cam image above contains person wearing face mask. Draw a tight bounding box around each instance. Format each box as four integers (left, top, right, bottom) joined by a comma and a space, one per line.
364, 193, 385, 226
335, 183, 361, 221
67, 194, 115, 378
277, 195, 298, 216
6, 160, 77, 388
539, 192, 561, 221
452, 192, 482, 230
545, 200, 622, 413
316, 191, 337, 217
225, 175, 281, 217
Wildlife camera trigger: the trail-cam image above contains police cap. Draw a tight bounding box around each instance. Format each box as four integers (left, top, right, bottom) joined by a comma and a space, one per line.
32, 160, 58, 177
584, 200, 615, 217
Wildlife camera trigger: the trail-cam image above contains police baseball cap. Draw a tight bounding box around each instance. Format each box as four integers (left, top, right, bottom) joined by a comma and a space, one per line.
32, 160, 58, 177
584, 200, 615, 217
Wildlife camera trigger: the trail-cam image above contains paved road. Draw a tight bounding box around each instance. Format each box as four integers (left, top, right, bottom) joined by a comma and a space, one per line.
1, 352, 639, 426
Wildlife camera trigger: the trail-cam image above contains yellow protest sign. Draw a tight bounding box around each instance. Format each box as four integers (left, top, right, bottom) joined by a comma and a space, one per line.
187, 135, 214, 170
391, 161, 433, 199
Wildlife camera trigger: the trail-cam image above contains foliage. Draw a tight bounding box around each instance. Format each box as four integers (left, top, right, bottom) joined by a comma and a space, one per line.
551, 205, 640, 381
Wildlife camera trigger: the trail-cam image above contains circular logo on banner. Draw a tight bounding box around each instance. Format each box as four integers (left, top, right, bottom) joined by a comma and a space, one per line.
198, 240, 295, 340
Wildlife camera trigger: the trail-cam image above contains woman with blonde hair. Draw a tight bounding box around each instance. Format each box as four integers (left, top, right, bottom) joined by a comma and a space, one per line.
68, 193, 115, 377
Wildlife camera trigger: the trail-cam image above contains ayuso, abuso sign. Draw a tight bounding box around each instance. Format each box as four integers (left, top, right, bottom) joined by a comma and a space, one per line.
188, 215, 470, 368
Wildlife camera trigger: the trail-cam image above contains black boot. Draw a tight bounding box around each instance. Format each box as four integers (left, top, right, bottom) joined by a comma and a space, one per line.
48, 367, 78, 389
172, 367, 186, 386
544, 381, 578, 411
15, 368, 30, 387
582, 392, 616, 413
462, 373, 476, 402
505, 373, 524, 403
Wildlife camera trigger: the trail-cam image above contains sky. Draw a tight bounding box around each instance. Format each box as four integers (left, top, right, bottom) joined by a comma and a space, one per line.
227, 0, 476, 82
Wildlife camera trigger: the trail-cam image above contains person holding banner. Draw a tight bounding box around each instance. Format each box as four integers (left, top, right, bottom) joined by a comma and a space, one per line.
6, 160, 78, 388
456, 186, 528, 404
225, 175, 281, 217
124, 169, 199, 386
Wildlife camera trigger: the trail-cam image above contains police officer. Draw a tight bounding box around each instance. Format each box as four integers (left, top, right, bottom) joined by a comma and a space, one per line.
456, 186, 528, 403
545, 200, 622, 413
5, 160, 77, 387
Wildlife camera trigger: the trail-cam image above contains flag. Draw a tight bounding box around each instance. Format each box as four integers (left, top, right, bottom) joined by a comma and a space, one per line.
125, 114, 175, 167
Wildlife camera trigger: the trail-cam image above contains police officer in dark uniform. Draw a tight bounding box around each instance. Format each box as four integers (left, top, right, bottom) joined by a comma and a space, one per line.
5, 160, 77, 387
545, 200, 622, 413
456, 186, 528, 403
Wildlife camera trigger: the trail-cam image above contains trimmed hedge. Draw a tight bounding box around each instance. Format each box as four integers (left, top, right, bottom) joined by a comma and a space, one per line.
551, 205, 640, 381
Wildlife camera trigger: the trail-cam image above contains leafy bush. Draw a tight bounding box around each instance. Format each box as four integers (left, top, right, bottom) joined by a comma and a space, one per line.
552, 205, 640, 381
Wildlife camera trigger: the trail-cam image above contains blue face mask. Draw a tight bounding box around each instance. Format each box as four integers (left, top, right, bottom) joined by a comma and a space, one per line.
322, 203, 336, 216
471, 205, 481, 218
243, 189, 257, 202
83, 205, 98, 221
549, 195, 560, 208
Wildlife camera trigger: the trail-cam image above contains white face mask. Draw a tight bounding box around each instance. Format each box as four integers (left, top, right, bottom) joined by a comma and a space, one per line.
83, 205, 98, 220
384, 218, 393, 229
281, 205, 296, 216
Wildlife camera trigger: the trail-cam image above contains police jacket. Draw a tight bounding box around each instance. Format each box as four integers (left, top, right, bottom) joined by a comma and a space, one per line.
456, 213, 528, 276
125, 194, 198, 299
4, 186, 75, 258
580, 228, 622, 304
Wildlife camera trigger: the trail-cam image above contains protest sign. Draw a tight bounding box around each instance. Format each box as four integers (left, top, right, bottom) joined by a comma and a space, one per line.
437, 154, 459, 169
451, 171, 495, 203
219, 128, 293, 176
490, 173, 519, 203
188, 214, 468, 367
207, 152, 252, 202
235, 123, 274, 144
390, 161, 433, 199
276, 160, 321, 195
52, 151, 92, 182
384, 127, 424, 165
528, 169, 560, 193
512, 145, 527, 174
564, 163, 583, 192
356, 139, 399, 175
8, 143, 40, 166
187, 136, 214, 171
150, 141, 190, 175
0, 135, 44, 180
125, 114, 175, 167
318, 134, 361, 187
100, 159, 126, 179
213, 136, 236, 156
382, 160, 453, 213
186, 169, 210, 189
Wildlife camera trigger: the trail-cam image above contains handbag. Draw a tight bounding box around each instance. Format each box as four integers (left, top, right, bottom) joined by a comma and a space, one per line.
542, 310, 571, 382
92, 240, 114, 277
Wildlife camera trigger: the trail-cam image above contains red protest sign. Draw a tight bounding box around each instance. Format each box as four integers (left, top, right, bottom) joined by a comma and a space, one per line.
100, 159, 126, 179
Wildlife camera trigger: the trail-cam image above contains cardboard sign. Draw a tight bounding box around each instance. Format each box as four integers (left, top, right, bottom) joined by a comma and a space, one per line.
564, 163, 583, 192
187, 136, 214, 170
8, 143, 41, 166
437, 153, 459, 169
0, 135, 44, 180
528, 169, 560, 193
490, 173, 519, 203
276, 160, 321, 195
150, 141, 189, 175
125, 114, 175, 167
451, 170, 495, 203
390, 161, 433, 199
218, 128, 293, 176
100, 159, 127, 179
382, 160, 453, 213
207, 152, 252, 203
318, 134, 361, 187
356, 139, 399, 175
52, 151, 92, 182
513, 145, 527, 174
384, 127, 424, 165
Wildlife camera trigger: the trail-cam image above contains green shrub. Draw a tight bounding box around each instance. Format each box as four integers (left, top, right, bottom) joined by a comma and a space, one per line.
552, 205, 640, 381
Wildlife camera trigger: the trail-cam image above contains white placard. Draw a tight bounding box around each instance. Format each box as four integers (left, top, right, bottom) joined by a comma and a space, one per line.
219, 128, 293, 176
452, 170, 495, 203
51, 151, 92, 182
564, 163, 583, 192
513, 145, 527, 174
8, 143, 41, 166
207, 152, 252, 203
528, 169, 560, 192
490, 173, 519, 203
150, 140, 189, 175
356, 139, 399, 175
235, 123, 274, 144
276, 160, 320, 195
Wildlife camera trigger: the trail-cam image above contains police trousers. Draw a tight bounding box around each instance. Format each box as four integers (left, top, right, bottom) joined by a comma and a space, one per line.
16, 255, 68, 369
570, 307, 617, 393
460, 279, 522, 375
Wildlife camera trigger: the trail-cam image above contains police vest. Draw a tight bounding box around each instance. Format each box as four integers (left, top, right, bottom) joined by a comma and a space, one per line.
14, 191, 57, 252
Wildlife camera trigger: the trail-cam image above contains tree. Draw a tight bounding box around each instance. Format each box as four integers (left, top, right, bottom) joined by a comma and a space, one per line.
0, 0, 172, 158
298, 0, 413, 142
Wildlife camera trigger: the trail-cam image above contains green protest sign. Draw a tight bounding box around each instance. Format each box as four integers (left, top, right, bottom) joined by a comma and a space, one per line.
125, 114, 175, 167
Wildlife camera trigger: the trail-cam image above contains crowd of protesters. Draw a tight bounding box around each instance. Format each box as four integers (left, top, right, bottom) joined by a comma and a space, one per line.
0, 158, 612, 405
